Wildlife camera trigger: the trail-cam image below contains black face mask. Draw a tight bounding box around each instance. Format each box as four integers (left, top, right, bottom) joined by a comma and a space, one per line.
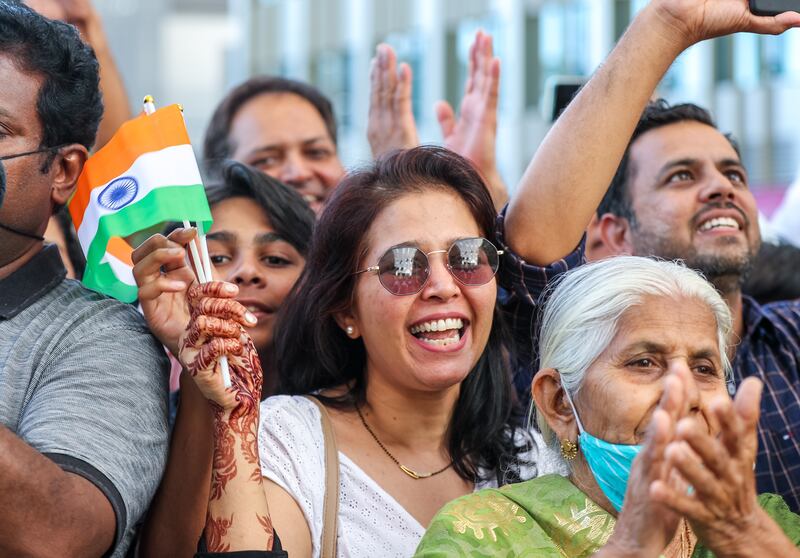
0, 146, 61, 241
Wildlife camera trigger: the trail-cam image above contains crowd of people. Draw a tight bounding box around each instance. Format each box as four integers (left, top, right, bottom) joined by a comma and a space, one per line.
1, 0, 800, 557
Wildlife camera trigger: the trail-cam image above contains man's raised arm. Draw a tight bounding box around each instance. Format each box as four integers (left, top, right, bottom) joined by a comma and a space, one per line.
505, 0, 800, 266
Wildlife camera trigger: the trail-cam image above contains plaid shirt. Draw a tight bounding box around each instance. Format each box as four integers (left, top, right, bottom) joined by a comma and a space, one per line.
495, 211, 800, 512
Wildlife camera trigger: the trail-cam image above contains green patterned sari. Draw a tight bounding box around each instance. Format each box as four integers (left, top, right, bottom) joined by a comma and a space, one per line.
414, 474, 800, 557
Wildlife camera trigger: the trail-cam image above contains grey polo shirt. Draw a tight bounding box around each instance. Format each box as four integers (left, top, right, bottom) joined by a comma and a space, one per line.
0, 245, 169, 557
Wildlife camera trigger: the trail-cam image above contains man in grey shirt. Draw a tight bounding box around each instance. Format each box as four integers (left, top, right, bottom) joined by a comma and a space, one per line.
0, 2, 169, 556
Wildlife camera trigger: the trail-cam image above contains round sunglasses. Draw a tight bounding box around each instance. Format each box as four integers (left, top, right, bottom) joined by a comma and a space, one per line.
353, 237, 503, 296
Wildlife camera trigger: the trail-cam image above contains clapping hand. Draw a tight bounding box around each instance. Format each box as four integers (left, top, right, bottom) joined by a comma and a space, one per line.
366, 31, 507, 208
599, 369, 694, 557
435, 30, 503, 201
650, 377, 800, 557
367, 43, 419, 156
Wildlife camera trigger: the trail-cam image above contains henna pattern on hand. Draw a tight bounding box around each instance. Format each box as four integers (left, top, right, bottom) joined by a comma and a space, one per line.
204, 511, 233, 552
180, 282, 273, 547
186, 337, 243, 378
258, 514, 276, 549
183, 314, 241, 347
187, 283, 251, 322
228, 334, 263, 474
210, 405, 237, 501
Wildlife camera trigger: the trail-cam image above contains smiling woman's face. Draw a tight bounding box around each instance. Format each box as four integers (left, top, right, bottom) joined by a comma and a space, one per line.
206, 196, 305, 352
347, 188, 497, 394
573, 294, 729, 445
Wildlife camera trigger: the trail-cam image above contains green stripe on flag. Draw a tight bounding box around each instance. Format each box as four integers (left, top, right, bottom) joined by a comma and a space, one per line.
82, 183, 213, 302
83, 261, 139, 302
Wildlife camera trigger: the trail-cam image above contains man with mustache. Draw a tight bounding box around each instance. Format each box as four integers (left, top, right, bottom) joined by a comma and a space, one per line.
587, 99, 800, 505
203, 77, 345, 214
499, 0, 800, 514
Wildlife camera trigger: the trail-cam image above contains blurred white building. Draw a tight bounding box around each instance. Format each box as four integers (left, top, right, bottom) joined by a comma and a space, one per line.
99, 0, 800, 201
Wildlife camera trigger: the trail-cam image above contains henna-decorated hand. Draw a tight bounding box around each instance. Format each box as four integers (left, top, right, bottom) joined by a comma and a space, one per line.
178, 282, 262, 415
183, 283, 275, 551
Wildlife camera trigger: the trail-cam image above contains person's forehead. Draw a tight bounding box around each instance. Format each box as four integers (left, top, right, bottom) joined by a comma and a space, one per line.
229, 92, 331, 149
629, 120, 741, 175
0, 53, 43, 136
363, 189, 482, 258
210, 196, 272, 232
612, 294, 720, 352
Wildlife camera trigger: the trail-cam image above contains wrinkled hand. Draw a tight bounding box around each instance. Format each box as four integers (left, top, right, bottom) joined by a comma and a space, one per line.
178, 282, 261, 415
436, 30, 500, 180
650, 377, 776, 556
132, 228, 198, 356
367, 43, 419, 158
649, 0, 800, 49
603, 371, 692, 557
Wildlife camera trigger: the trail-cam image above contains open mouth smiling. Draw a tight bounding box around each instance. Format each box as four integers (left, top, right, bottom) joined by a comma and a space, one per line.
409, 317, 469, 348
696, 216, 742, 233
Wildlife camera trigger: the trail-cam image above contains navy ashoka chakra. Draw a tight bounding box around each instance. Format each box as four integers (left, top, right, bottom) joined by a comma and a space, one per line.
98, 176, 139, 210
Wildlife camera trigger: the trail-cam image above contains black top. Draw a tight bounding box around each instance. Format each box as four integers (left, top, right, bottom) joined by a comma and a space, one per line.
0, 244, 65, 319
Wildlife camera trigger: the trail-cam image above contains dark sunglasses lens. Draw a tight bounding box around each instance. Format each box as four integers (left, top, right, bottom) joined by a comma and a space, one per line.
448, 238, 499, 285
378, 246, 428, 295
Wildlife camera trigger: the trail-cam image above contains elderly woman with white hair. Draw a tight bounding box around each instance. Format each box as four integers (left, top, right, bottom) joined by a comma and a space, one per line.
415, 256, 800, 557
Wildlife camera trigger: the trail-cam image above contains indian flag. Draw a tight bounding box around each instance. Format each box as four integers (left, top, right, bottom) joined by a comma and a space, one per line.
69, 104, 212, 302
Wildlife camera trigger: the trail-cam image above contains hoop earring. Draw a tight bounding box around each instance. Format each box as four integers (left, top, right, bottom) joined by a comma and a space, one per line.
560, 438, 578, 460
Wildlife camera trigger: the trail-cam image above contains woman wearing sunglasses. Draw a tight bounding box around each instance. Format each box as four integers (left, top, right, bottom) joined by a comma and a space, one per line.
179, 146, 549, 557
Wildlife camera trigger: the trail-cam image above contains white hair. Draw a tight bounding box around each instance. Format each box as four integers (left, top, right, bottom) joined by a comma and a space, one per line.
533, 256, 733, 446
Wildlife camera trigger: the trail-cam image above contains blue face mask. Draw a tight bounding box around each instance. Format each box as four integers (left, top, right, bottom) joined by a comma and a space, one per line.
562, 382, 642, 512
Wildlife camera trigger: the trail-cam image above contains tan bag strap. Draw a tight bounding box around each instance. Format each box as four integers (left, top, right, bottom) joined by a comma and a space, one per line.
303, 395, 339, 558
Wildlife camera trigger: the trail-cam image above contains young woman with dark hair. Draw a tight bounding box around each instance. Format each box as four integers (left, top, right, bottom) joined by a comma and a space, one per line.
178, 146, 548, 557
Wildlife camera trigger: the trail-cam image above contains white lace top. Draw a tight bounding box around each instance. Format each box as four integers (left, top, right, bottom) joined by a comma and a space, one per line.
258, 395, 563, 558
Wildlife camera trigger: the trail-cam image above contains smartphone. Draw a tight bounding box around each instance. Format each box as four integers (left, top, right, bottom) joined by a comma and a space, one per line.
749, 0, 800, 16
542, 76, 587, 123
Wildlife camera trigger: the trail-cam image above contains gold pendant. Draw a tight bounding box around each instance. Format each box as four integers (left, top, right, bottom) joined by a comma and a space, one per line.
400, 464, 433, 479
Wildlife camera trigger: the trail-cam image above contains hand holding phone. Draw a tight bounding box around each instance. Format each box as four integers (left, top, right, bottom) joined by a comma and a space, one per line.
750, 0, 800, 16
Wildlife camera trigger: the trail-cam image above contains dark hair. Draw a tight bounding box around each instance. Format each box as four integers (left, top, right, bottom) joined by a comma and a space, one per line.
0, 1, 102, 159
743, 242, 800, 304
203, 76, 337, 177
274, 146, 528, 483
204, 161, 315, 256
597, 99, 740, 222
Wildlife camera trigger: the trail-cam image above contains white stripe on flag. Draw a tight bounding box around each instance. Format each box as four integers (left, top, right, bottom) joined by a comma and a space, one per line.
100, 251, 136, 286
76, 144, 202, 254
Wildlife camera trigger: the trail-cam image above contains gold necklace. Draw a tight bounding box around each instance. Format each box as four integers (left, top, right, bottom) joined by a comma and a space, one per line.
355, 403, 453, 479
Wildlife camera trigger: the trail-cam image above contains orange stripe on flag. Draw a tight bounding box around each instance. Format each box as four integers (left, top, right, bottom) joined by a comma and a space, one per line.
106, 236, 134, 267
70, 104, 190, 230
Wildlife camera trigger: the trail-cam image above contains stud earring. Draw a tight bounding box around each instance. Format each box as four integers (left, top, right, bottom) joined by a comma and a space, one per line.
345, 325, 355, 336
560, 438, 578, 460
